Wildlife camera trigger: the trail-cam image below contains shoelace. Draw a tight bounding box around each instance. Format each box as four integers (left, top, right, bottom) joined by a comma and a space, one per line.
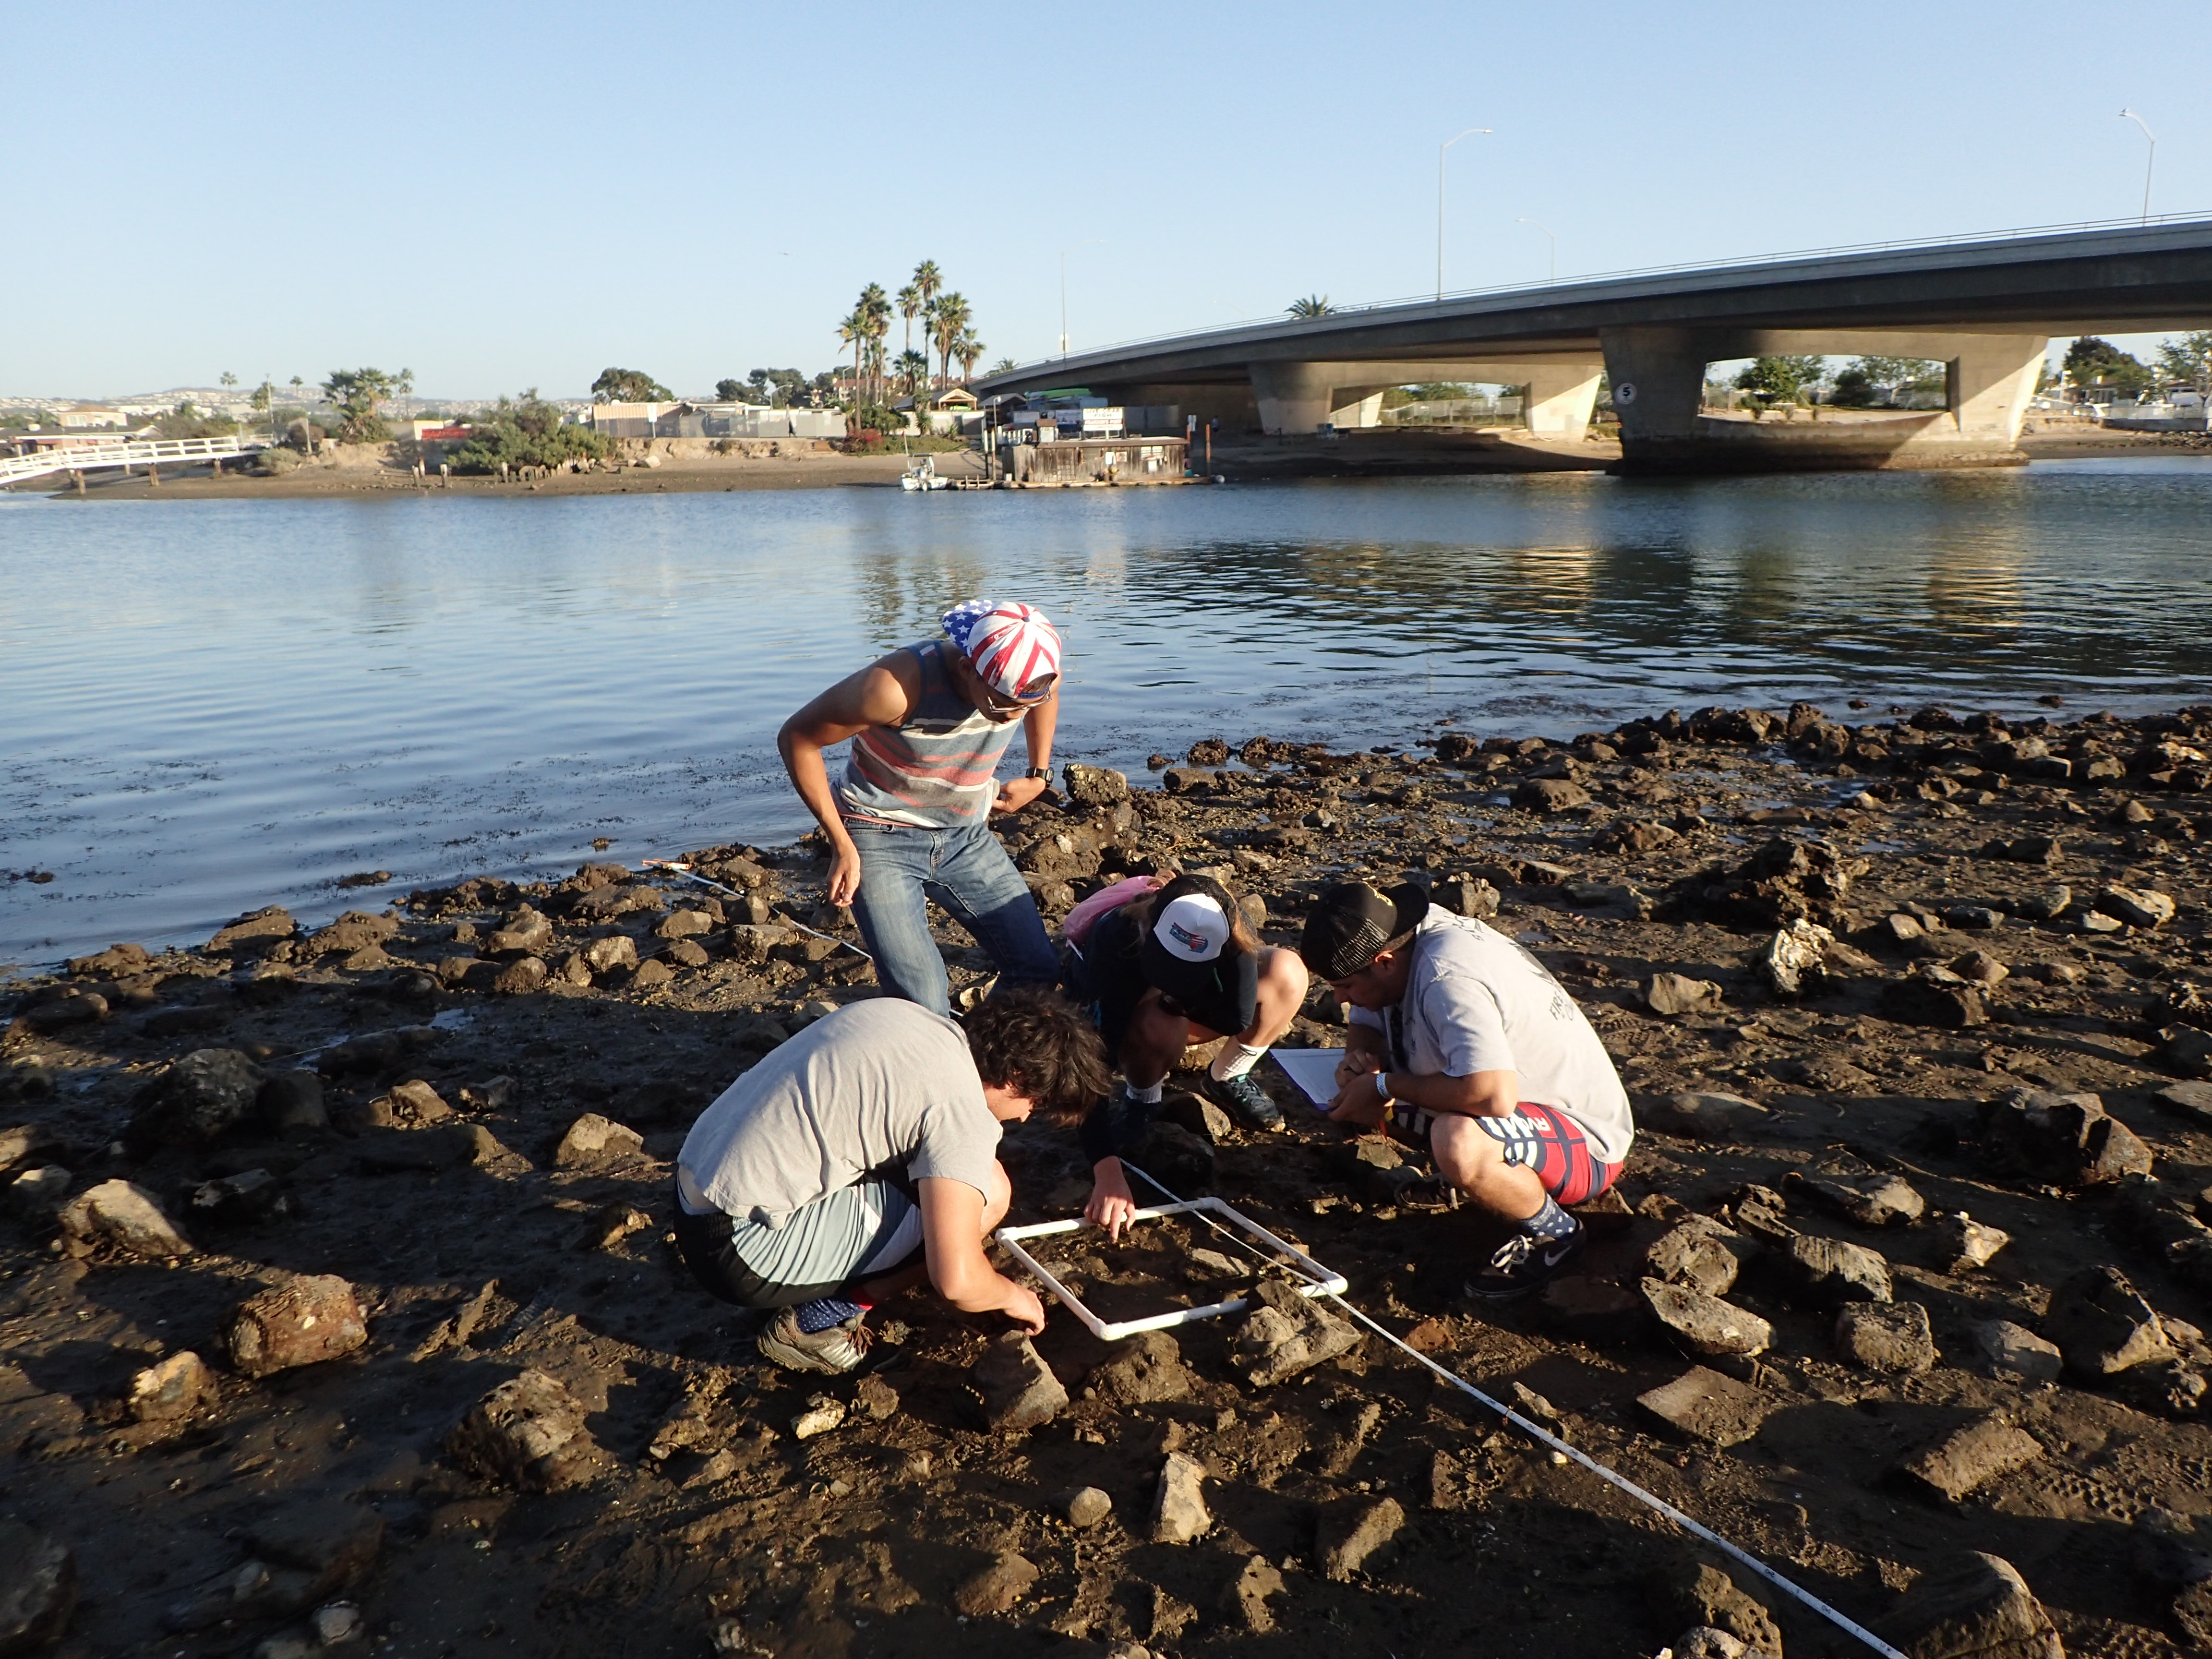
1483, 1232, 1540, 1273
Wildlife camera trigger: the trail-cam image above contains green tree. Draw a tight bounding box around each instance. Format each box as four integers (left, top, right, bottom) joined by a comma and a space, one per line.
590, 367, 673, 404
2155, 330, 2212, 393
911, 260, 943, 318
1287, 294, 1334, 318
836, 309, 866, 400
898, 282, 922, 358
896, 349, 929, 398
714, 377, 746, 402
219, 371, 237, 390
955, 334, 985, 383
988, 357, 1017, 375
452, 389, 611, 473
1829, 355, 1946, 407
2062, 337, 2150, 395
321, 367, 400, 442
1733, 355, 1828, 405
929, 292, 971, 390
858, 282, 892, 402
748, 368, 806, 407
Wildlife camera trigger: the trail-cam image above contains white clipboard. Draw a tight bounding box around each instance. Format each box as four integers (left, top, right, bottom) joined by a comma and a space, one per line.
1271, 1047, 1346, 1109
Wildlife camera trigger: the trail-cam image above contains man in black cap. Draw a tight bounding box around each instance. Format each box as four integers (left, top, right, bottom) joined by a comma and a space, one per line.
1064, 872, 1309, 1237
1299, 879, 1633, 1297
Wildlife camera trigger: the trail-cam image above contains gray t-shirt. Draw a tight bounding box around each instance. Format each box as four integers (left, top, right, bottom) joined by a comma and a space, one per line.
677, 999, 1002, 1227
1348, 906, 1635, 1164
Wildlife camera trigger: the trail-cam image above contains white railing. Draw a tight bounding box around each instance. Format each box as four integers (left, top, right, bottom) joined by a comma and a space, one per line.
0, 433, 270, 487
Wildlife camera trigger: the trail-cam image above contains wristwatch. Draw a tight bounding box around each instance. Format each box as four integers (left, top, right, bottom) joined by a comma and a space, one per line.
1025, 766, 1052, 781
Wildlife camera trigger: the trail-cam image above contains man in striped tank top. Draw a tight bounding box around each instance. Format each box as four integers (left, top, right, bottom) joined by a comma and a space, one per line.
778, 600, 1065, 1014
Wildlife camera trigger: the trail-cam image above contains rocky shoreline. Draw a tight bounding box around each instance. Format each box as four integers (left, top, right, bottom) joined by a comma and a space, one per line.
5, 698, 2212, 1658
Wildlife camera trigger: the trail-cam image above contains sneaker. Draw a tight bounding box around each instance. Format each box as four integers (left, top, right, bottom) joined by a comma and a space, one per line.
757, 1308, 873, 1374
1466, 1218, 1585, 1301
1202, 1070, 1284, 1133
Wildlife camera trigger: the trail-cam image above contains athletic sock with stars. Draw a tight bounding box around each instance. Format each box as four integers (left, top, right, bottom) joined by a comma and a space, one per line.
1518, 1194, 1577, 1243
793, 1296, 867, 1334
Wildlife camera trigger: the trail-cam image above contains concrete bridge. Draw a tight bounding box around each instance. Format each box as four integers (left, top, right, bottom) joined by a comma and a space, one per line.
0, 433, 270, 489
974, 214, 2212, 473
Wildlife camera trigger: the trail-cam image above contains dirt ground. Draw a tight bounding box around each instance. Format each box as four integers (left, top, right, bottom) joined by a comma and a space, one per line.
5, 701, 2212, 1659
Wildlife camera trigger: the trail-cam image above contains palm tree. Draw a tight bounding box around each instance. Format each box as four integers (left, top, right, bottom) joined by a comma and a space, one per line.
955, 335, 985, 383
897, 349, 930, 398
911, 260, 943, 318
864, 337, 888, 406
898, 283, 921, 357
1287, 294, 1334, 318
836, 309, 866, 399
858, 283, 891, 402
988, 357, 1017, 375
930, 292, 971, 390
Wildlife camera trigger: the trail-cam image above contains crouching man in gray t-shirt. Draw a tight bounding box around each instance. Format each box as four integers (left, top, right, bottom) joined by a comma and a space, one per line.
675, 988, 1111, 1373
1300, 881, 1635, 1302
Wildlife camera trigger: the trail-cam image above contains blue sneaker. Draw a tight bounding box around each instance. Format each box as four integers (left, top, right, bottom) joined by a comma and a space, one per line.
1202, 1070, 1285, 1133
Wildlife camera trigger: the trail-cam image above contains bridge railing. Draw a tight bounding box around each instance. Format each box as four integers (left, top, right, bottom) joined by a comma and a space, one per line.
995, 207, 2212, 377
0, 433, 269, 486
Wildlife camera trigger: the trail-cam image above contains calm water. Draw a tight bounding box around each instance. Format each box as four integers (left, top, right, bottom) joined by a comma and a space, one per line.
4, 460, 2210, 967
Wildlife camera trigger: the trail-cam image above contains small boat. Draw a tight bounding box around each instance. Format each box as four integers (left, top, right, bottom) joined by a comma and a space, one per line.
899, 455, 951, 492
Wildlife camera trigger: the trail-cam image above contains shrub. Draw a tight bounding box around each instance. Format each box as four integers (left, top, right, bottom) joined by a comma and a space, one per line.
452, 394, 610, 473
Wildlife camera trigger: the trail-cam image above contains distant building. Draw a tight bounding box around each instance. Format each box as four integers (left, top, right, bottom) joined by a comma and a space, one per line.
57, 406, 127, 429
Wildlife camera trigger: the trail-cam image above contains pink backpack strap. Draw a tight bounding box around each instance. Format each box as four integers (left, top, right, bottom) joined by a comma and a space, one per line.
1061, 874, 1164, 949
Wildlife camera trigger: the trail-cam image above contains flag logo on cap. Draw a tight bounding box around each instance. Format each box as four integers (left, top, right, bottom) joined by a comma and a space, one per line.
941, 599, 1062, 700
1153, 892, 1229, 963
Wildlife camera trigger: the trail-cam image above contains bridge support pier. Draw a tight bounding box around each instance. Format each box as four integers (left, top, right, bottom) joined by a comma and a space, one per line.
1601, 326, 2047, 472
1250, 362, 1394, 434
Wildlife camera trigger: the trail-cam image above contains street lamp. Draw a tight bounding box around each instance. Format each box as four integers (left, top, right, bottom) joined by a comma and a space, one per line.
1516, 217, 1558, 283
1437, 127, 1492, 301
1060, 239, 1105, 359
2119, 108, 2157, 223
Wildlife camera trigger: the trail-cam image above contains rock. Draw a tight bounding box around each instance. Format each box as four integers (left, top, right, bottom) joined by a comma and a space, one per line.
2044, 1265, 2172, 1376
126, 1048, 264, 1147
582, 935, 638, 974
58, 1179, 193, 1258
1516, 778, 1591, 813
1062, 1486, 1113, 1529
1641, 1279, 1772, 1357
1086, 1331, 1194, 1406
1637, 1365, 1776, 1448
582, 1203, 649, 1251
10, 990, 108, 1035
1781, 1235, 1892, 1305
951, 1552, 1037, 1617
129, 1350, 218, 1422
1763, 919, 1834, 998
0, 1123, 59, 1173
1797, 1164, 1925, 1227
309, 911, 400, 955
1675, 1630, 1750, 1659
491, 956, 547, 995
1726, 1184, 1796, 1244
1162, 766, 1216, 795
791, 1395, 846, 1440
248, 1500, 383, 1599
2018, 885, 2072, 922
1230, 1278, 1363, 1385
1973, 1320, 2064, 1383
2099, 885, 2177, 929
655, 909, 714, 940
2133, 1508, 2212, 1589
1871, 1551, 2062, 1659
975, 1331, 1067, 1431
484, 905, 553, 954
258, 1070, 328, 1136
1899, 1415, 2045, 1503
850, 1372, 899, 1422
228, 1275, 368, 1378
1223, 1554, 1286, 1634
446, 1370, 600, 1491
1933, 1212, 2011, 1272
66, 940, 151, 978
311, 1603, 364, 1646
2164, 1024, 2212, 1078
208, 905, 297, 953
1636, 1092, 1770, 1140
1539, 1275, 1650, 1344
554, 1113, 644, 1167
2153, 1080, 2212, 1125
1664, 1563, 1781, 1658
1151, 1450, 1210, 1544
1981, 1088, 2153, 1186
353, 1124, 501, 1172
1129, 1121, 1214, 1197
1431, 877, 1501, 919
1882, 972, 1988, 1029
1063, 764, 1130, 806
631, 959, 674, 990
1836, 1301, 1937, 1373
1319, 1495, 1404, 1581
1646, 973, 1724, 1017
0, 1521, 76, 1655
373, 1080, 452, 1127
1645, 1215, 1750, 1297
1951, 950, 2009, 986
6, 1166, 71, 1221
665, 939, 709, 968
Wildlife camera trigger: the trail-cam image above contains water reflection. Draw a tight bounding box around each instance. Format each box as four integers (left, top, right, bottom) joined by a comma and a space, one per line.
5, 465, 2212, 961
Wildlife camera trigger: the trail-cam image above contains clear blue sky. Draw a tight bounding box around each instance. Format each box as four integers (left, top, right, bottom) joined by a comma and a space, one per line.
7, 2, 2207, 399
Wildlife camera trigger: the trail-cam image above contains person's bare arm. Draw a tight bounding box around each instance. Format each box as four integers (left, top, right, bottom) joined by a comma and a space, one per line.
1382, 1068, 1519, 1118
919, 1176, 1045, 1330
1084, 1156, 1139, 1241
992, 684, 1060, 815
776, 654, 917, 907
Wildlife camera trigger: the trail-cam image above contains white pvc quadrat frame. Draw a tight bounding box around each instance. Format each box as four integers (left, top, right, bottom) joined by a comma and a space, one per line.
994, 1197, 1348, 1341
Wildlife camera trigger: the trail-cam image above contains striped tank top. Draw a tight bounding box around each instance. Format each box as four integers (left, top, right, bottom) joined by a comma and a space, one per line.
837, 641, 1022, 829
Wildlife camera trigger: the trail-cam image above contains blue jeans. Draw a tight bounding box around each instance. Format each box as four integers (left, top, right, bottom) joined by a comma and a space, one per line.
845, 818, 1060, 1015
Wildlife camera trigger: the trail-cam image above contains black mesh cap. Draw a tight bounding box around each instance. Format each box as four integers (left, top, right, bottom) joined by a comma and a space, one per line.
1298, 881, 1430, 981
